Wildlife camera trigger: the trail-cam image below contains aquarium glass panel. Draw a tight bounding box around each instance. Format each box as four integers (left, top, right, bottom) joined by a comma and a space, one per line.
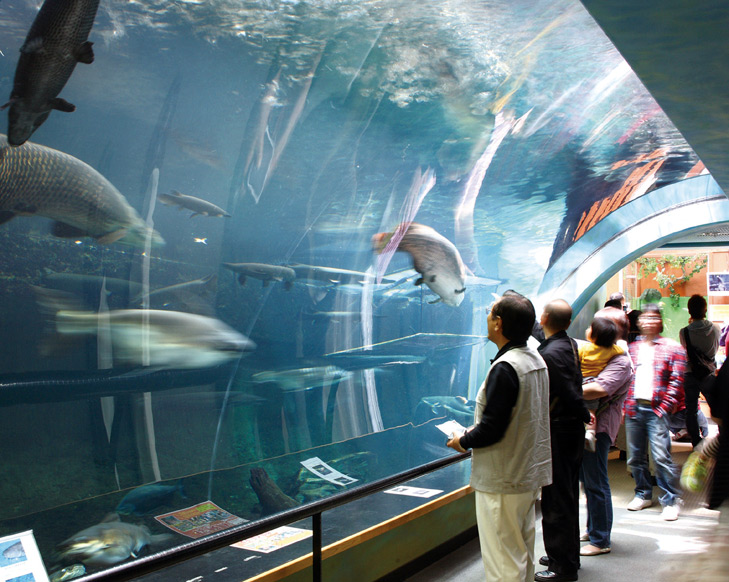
0, 0, 726, 579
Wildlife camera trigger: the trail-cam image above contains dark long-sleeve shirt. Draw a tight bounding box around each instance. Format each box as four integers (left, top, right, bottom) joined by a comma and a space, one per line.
538, 330, 591, 424
460, 342, 522, 449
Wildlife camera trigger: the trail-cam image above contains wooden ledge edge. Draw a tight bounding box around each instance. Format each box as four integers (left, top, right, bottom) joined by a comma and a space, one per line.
244, 485, 474, 582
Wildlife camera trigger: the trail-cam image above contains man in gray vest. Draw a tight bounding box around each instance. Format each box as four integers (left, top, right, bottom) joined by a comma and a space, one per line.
448, 292, 552, 581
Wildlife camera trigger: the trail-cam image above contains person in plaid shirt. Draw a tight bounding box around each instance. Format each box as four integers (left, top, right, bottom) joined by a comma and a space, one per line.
624, 303, 686, 521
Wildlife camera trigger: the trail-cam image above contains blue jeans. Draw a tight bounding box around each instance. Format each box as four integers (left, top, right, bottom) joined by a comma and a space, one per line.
625, 405, 681, 507
580, 432, 612, 549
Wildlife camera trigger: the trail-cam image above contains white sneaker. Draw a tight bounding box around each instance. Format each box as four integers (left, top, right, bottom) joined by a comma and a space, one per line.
627, 496, 653, 511
661, 504, 679, 521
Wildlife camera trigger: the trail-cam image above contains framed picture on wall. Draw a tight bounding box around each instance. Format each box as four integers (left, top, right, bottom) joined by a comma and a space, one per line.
708, 273, 729, 295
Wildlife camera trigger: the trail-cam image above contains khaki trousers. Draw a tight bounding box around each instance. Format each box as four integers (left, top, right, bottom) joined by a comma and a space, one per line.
475, 488, 540, 582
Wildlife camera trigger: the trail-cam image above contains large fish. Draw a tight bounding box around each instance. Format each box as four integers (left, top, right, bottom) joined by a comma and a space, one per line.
35, 287, 255, 369
55, 514, 168, 567
0, 135, 163, 246
223, 262, 295, 289
372, 222, 467, 307
158, 190, 230, 218
3, 0, 100, 145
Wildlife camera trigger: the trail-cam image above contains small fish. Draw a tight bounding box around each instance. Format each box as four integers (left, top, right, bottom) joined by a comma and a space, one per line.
49, 564, 86, 582
252, 366, 352, 391
223, 262, 296, 289
0, 135, 163, 247
158, 190, 230, 218
2, 540, 24, 559
286, 263, 372, 284
194, 237, 208, 245
372, 222, 467, 307
3, 0, 101, 145
56, 514, 169, 567
116, 481, 185, 516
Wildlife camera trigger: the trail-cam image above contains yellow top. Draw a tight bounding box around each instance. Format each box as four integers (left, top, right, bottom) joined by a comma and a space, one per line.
579, 343, 624, 378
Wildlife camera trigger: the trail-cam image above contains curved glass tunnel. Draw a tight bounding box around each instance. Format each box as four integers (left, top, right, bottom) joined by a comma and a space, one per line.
0, 0, 727, 579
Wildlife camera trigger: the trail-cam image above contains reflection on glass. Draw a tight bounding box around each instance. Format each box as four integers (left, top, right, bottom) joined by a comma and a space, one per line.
0, 0, 711, 578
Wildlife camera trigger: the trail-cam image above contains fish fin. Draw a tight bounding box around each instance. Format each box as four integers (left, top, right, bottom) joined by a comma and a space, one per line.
238, 274, 247, 286
0, 99, 14, 111
414, 277, 424, 286
284, 280, 293, 291
75, 41, 95, 64
427, 297, 442, 304
0, 211, 16, 225
101, 512, 121, 523
169, 190, 183, 197
96, 229, 129, 244
51, 98, 76, 112
51, 222, 87, 238
455, 287, 466, 294
189, 212, 200, 218
19, 37, 43, 54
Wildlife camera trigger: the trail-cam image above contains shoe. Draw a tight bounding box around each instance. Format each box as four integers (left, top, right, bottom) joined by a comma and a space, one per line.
627, 496, 653, 511
579, 531, 589, 542
580, 544, 611, 556
539, 556, 549, 566
534, 571, 578, 582
661, 504, 679, 521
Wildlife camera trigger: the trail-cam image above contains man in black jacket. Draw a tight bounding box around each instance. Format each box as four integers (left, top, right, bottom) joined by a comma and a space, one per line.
535, 299, 592, 582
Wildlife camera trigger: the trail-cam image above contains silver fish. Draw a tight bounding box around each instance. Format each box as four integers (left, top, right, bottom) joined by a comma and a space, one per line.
35, 287, 255, 369
3, 0, 100, 145
223, 262, 296, 289
252, 365, 352, 391
56, 514, 167, 567
373, 223, 467, 307
0, 135, 164, 246
158, 190, 230, 218
2, 540, 24, 559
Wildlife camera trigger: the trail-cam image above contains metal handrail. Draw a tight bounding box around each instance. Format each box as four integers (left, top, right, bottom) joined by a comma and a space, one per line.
82, 451, 471, 581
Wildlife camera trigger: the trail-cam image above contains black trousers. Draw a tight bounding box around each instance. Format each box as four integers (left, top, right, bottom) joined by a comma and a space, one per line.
541, 421, 585, 575
684, 372, 703, 447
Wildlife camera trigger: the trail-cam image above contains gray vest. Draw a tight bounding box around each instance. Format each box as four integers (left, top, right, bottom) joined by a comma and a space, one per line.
470, 345, 552, 494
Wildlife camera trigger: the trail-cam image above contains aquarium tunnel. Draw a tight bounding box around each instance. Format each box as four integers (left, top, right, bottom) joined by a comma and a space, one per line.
0, 0, 727, 580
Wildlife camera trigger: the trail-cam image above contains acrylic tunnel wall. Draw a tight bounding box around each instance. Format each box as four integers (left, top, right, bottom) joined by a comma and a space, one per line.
1, 0, 728, 580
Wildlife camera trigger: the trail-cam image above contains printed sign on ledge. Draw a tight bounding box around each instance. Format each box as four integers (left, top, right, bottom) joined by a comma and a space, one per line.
155, 501, 247, 539
231, 526, 313, 554
0, 530, 49, 582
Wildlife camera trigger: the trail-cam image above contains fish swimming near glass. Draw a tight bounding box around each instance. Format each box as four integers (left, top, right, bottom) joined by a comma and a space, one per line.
55, 513, 170, 567
252, 365, 352, 391
34, 286, 255, 369
2, 0, 100, 146
116, 480, 186, 516
223, 262, 296, 289
0, 135, 163, 246
158, 190, 230, 218
372, 222, 467, 307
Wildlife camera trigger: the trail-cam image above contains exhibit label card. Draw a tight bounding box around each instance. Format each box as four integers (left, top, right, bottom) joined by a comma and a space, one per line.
231, 526, 312, 554
0, 530, 49, 582
435, 419, 467, 437
384, 486, 443, 498
301, 457, 358, 487
155, 501, 247, 539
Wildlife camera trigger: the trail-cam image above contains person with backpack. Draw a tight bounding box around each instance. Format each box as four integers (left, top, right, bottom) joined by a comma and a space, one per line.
679, 294, 721, 447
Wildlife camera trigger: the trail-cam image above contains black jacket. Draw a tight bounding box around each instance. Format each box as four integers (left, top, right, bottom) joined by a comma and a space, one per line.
538, 331, 591, 424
